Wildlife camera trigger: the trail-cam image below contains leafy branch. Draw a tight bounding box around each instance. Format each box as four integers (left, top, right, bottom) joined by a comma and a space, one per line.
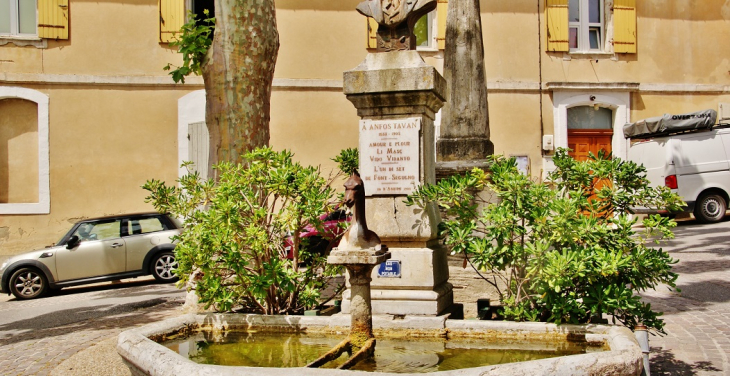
163, 10, 215, 84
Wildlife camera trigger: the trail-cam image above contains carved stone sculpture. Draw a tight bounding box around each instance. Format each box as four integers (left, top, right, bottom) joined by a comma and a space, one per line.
339, 173, 381, 250
356, 0, 438, 51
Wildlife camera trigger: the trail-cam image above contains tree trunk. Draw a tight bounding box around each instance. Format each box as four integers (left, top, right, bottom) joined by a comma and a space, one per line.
202, 0, 279, 176
437, 0, 493, 163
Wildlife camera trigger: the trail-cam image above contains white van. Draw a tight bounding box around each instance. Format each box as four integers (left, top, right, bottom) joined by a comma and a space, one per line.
626, 109, 728, 223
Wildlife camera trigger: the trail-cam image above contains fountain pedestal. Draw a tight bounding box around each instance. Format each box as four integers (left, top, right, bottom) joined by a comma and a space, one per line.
341, 50, 453, 316
328, 247, 390, 343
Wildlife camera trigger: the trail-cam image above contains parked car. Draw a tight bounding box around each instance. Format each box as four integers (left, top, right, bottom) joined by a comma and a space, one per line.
284, 210, 350, 260
0, 212, 181, 300
626, 109, 729, 223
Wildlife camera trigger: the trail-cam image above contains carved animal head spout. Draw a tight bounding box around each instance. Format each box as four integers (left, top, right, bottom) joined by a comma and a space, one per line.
343, 173, 365, 210
340, 172, 382, 250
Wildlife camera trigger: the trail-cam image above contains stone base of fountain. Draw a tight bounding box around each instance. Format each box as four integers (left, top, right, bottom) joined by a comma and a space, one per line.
117, 313, 643, 376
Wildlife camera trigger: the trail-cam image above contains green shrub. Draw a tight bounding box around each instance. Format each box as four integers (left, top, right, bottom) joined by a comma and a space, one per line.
406, 148, 684, 332
143, 147, 355, 314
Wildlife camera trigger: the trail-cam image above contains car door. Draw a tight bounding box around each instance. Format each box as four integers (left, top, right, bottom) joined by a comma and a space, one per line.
55, 219, 127, 281
122, 216, 172, 272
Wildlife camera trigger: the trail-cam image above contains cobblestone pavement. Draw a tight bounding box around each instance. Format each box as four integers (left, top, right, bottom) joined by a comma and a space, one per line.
638, 219, 730, 376
0, 281, 184, 376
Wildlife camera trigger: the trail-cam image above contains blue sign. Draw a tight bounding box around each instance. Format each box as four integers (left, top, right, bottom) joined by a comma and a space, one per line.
377, 260, 401, 278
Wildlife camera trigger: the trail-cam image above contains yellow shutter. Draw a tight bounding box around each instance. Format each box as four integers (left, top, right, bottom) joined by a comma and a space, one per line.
613, 0, 637, 53
436, 0, 448, 50
546, 0, 569, 52
367, 17, 378, 49
37, 0, 68, 40
160, 0, 185, 43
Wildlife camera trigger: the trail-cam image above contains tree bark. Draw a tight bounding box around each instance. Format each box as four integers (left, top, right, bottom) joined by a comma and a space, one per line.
202, 0, 279, 175
437, 0, 493, 163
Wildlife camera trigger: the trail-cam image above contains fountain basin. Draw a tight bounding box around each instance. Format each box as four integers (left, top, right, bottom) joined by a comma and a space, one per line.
117, 313, 642, 376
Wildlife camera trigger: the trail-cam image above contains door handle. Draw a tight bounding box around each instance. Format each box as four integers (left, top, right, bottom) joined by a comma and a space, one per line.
111, 243, 124, 248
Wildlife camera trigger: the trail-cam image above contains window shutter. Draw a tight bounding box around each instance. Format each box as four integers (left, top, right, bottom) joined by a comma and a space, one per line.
160, 0, 185, 43
188, 122, 210, 180
436, 0, 448, 50
613, 0, 637, 53
367, 17, 378, 49
37, 0, 69, 40
546, 0, 569, 52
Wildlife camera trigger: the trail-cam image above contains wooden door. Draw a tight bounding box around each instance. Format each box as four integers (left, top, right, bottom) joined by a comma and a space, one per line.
567, 129, 613, 161
568, 129, 613, 217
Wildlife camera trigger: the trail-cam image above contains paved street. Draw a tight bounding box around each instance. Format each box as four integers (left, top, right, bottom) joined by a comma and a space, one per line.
0, 277, 184, 376
641, 218, 730, 376
0, 218, 727, 375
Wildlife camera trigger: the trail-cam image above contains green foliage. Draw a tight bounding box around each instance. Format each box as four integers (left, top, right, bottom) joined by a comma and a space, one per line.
407, 148, 684, 333
332, 148, 359, 176
163, 10, 215, 84
143, 147, 348, 314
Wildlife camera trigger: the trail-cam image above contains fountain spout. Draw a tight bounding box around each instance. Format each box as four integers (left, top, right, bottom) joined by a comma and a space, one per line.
307, 173, 390, 369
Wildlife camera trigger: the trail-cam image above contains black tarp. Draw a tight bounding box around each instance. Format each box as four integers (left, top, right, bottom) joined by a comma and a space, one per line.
623, 109, 717, 139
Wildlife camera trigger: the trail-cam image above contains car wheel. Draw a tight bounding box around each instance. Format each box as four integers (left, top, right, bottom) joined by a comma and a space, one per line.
151, 252, 179, 282
9, 267, 48, 300
694, 193, 727, 223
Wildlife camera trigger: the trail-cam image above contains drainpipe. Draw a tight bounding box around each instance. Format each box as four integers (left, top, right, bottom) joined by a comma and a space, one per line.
634, 324, 651, 376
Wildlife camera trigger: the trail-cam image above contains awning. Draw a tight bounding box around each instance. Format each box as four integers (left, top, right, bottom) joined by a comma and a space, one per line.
623, 109, 717, 139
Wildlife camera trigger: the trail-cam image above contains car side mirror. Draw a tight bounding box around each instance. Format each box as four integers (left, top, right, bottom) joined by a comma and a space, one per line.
67, 235, 80, 249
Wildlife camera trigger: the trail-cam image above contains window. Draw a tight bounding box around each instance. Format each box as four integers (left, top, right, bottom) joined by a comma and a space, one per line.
413, 11, 433, 48
0, 0, 36, 36
546, 0, 636, 54
568, 0, 603, 51
190, 0, 214, 28
161, 0, 214, 43
0, 0, 68, 40
74, 220, 122, 242
568, 106, 613, 129
126, 217, 166, 236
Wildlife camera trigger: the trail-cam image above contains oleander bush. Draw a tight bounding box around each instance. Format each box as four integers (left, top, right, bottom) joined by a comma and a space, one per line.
143, 147, 358, 314
406, 148, 684, 332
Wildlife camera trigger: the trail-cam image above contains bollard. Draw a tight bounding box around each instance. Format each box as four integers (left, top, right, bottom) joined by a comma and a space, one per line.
634, 324, 651, 376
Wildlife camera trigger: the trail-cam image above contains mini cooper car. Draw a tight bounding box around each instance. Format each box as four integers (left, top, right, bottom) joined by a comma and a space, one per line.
0, 212, 181, 300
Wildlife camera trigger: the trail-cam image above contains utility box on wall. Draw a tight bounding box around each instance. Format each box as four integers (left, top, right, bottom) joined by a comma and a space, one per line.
719, 103, 730, 125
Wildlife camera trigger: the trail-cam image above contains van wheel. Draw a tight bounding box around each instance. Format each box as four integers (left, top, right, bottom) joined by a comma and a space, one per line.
694, 193, 727, 223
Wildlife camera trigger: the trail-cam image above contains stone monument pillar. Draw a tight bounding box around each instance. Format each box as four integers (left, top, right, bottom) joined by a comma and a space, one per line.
341, 50, 453, 316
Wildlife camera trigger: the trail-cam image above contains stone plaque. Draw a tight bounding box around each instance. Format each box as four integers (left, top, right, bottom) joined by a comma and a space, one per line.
359, 118, 421, 196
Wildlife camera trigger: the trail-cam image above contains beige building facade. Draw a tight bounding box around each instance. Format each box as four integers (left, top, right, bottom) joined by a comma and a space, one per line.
1, 0, 729, 257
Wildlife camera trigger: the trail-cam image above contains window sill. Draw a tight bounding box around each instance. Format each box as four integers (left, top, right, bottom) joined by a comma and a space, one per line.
0, 36, 47, 48
564, 51, 617, 61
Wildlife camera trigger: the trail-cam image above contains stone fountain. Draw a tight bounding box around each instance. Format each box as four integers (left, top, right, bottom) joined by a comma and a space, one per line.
114, 2, 645, 374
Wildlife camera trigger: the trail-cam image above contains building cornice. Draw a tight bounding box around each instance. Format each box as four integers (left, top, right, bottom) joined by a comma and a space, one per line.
0, 73, 345, 91
1, 73, 728, 94
545, 82, 640, 91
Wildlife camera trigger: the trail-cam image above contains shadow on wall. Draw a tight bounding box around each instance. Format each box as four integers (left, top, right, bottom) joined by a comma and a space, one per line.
0, 99, 38, 204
